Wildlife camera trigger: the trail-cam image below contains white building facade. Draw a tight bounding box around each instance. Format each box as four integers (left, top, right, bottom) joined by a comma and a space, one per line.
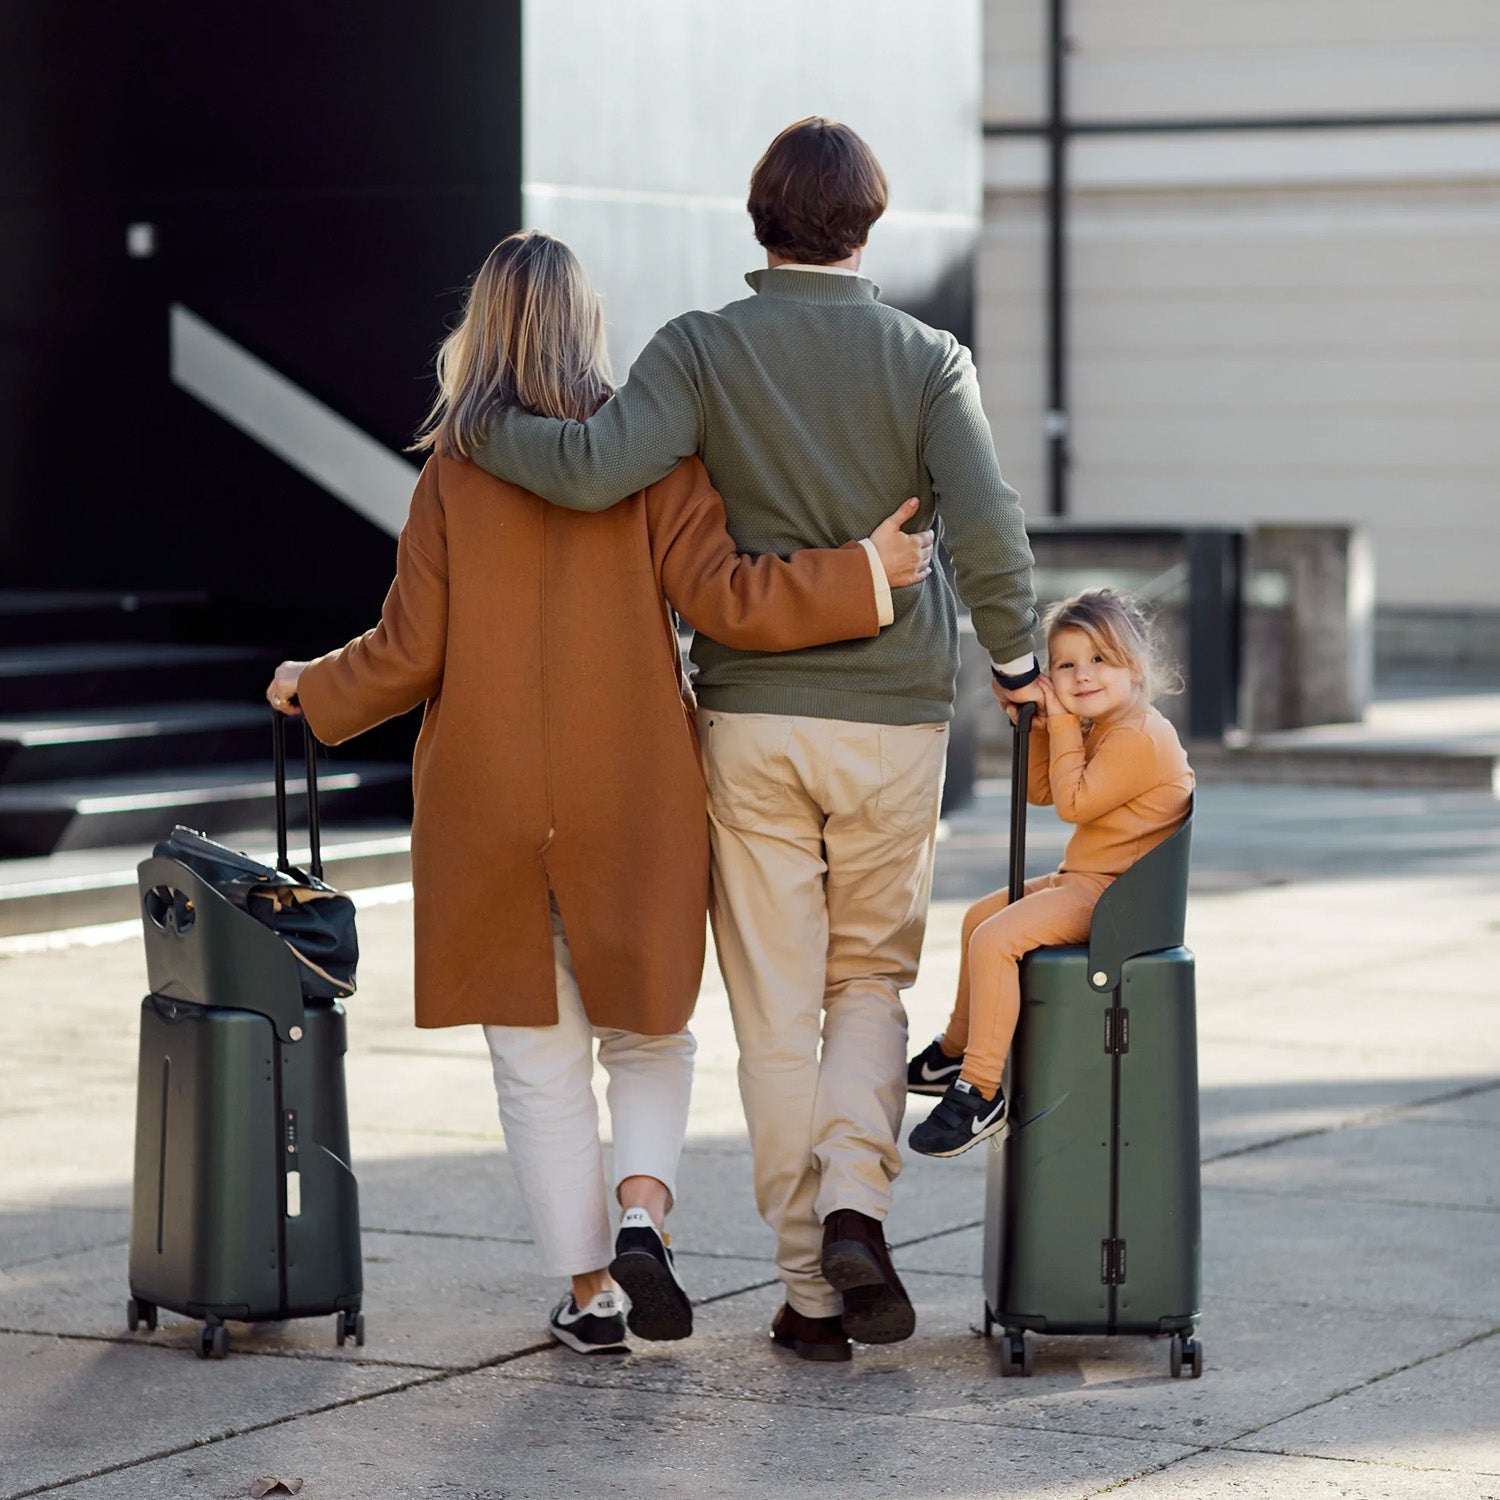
979, 2, 1500, 652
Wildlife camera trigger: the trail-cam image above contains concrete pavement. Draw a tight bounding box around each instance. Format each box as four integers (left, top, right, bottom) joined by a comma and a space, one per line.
2, 778, 1498, 1499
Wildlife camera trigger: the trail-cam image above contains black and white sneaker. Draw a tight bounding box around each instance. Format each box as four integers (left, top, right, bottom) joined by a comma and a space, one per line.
907, 1036, 965, 1096
547, 1290, 629, 1355
908, 1078, 1008, 1158
609, 1207, 693, 1341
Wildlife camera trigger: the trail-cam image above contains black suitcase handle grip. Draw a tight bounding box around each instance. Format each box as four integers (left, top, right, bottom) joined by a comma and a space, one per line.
1009, 701, 1037, 903
271, 711, 323, 880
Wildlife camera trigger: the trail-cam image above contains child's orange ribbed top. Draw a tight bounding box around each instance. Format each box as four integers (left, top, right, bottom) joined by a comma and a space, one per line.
1027, 704, 1194, 876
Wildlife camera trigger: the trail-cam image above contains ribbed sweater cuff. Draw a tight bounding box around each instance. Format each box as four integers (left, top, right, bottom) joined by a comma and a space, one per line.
857, 538, 895, 626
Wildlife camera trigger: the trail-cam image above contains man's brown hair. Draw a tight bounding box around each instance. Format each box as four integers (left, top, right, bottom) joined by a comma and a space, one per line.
748, 116, 888, 265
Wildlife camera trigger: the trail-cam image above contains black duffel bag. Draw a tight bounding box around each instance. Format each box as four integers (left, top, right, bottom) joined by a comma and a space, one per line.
153, 826, 358, 1000
150, 714, 358, 1000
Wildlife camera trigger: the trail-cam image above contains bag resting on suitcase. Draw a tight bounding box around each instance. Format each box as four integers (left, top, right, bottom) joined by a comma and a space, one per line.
127, 715, 363, 1351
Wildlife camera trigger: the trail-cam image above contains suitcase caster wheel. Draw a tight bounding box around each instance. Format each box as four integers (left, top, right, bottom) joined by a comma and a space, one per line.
1000, 1330, 1032, 1377
1170, 1333, 1203, 1379
198, 1324, 228, 1360
126, 1298, 157, 1334
336, 1310, 364, 1348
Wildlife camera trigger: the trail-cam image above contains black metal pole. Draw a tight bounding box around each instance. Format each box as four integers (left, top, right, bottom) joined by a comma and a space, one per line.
1185, 529, 1242, 741
1045, 0, 1069, 518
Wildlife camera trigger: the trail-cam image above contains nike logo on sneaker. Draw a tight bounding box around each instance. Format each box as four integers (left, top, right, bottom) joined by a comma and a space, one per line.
971, 1098, 1005, 1135
556, 1290, 621, 1324
920, 1058, 960, 1083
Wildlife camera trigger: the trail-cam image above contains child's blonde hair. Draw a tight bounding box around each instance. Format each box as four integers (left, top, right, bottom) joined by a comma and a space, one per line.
411, 230, 613, 458
1042, 587, 1181, 702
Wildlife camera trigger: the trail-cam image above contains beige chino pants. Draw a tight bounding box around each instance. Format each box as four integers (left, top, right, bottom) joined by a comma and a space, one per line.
698, 710, 949, 1318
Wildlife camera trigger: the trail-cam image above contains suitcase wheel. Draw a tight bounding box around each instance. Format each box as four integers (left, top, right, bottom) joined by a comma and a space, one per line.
125, 1298, 158, 1335
1170, 1332, 1204, 1379
197, 1324, 229, 1360
999, 1329, 1033, 1377
336, 1310, 365, 1348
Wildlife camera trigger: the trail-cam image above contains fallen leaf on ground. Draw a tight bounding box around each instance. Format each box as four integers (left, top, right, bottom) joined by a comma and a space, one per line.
249, 1480, 304, 1497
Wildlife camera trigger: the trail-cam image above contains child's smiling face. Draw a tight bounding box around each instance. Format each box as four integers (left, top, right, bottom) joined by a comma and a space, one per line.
1046, 626, 1141, 721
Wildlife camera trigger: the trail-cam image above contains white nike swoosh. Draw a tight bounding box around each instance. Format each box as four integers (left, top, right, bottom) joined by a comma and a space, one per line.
920, 1058, 960, 1082
971, 1099, 1005, 1135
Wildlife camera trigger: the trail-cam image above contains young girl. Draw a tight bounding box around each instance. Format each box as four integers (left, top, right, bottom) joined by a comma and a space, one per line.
906, 588, 1194, 1157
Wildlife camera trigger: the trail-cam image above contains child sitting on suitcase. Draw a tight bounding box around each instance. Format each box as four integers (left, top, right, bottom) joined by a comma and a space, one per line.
906, 587, 1194, 1157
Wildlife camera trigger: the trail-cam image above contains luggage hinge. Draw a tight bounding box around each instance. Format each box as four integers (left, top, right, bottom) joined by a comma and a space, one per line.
1101, 1238, 1127, 1285
1104, 1008, 1130, 1054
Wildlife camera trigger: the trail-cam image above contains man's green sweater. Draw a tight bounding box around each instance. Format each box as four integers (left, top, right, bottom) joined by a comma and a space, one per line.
474, 267, 1037, 726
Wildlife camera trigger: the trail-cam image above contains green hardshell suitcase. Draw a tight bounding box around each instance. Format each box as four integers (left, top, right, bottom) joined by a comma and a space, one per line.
126, 715, 364, 1359
981, 703, 1203, 1378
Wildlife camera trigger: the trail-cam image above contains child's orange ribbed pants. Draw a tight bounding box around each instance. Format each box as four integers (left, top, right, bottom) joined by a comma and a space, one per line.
942, 870, 1113, 1096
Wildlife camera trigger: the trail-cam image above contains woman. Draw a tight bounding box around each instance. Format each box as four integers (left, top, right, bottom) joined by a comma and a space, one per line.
265, 231, 932, 1355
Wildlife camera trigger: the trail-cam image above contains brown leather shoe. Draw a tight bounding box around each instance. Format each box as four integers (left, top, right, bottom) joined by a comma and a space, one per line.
770, 1303, 852, 1363
821, 1208, 916, 1344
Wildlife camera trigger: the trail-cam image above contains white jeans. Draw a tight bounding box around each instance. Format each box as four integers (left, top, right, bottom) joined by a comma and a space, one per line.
483, 901, 697, 1277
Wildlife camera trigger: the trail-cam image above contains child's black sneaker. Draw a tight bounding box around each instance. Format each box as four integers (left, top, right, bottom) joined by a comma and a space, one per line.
609, 1207, 693, 1341
548, 1289, 629, 1355
907, 1036, 965, 1096
908, 1078, 1008, 1158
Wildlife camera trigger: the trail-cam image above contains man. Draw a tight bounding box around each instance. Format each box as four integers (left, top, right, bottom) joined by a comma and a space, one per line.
472, 117, 1041, 1361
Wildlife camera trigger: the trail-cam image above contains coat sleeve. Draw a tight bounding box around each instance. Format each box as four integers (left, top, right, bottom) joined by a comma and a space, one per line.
1026, 718, 1054, 806
1045, 717, 1163, 824
296, 459, 449, 746
645, 460, 880, 652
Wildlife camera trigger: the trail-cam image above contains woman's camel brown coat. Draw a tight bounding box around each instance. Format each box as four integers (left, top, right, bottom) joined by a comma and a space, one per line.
296, 454, 880, 1034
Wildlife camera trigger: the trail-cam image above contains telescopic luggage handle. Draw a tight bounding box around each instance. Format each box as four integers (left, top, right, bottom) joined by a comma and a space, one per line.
1009, 701, 1037, 904
271, 709, 323, 879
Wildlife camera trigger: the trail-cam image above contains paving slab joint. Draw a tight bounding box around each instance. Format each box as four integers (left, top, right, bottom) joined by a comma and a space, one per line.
1219, 1323, 1500, 1447
1202, 1075, 1500, 1165
2, 1336, 559, 1500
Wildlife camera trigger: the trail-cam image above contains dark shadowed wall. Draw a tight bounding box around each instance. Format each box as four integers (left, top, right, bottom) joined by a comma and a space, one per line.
0, 1, 521, 636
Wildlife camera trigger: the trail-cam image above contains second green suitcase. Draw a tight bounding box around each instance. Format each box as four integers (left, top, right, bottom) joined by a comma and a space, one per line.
980, 702, 1203, 1379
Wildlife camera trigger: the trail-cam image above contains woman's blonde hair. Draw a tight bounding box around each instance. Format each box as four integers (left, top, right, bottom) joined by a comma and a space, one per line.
1042, 587, 1182, 702
411, 230, 612, 458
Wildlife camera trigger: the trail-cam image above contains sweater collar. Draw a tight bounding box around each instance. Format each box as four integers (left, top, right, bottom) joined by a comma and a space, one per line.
745, 267, 882, 304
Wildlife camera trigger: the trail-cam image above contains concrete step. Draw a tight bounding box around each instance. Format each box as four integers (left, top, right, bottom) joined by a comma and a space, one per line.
1188, 740, 1500, 792
0, 702, 272, 784
0, 823, 413, 937
0, 761, 412, 857
0, 589, 212, 646
0, 642, 268, 714
1199, 687, 1500, 791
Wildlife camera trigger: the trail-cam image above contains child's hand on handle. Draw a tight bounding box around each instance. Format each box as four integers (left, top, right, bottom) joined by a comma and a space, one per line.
1037, 673, 1063, 719
993, 673, 1048, 724
870, 498, 935, 587
266, 661, 308, 715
